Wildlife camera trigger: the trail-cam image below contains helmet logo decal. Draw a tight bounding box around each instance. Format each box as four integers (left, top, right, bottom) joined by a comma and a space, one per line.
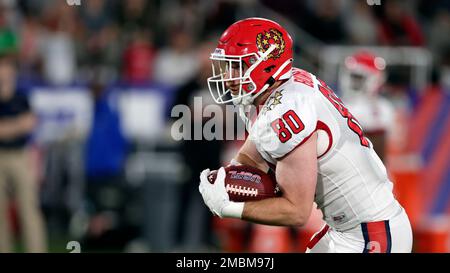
256, 29, 285, 59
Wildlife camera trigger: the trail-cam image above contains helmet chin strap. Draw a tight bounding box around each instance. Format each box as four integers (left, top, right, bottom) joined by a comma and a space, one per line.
232, 83, 270, 106
238, 58, 293, 106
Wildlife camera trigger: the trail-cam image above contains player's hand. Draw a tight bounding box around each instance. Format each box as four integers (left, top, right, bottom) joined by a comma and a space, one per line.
199, 167, 230, 218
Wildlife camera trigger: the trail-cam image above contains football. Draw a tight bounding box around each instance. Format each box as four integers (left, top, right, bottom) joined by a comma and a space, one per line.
207, 165, 281, 202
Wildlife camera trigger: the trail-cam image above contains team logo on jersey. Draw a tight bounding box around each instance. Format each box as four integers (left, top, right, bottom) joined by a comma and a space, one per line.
261, 90, 284, 114
332, 213, 346, 224
256, 29, 285, 59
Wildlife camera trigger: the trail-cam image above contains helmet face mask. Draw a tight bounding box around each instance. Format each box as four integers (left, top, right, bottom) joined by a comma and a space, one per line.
207, 18, 293, 105
340, 69, 377, 96
349, 72, 367, 92
208, 45, 277, 105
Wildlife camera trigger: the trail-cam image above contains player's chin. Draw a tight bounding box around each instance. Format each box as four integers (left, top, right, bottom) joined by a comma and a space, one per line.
227, 85, 240, 95
230, 90, 242, 98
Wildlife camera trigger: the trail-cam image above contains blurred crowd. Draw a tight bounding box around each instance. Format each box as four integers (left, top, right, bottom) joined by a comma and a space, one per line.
0, 0, 449, 253
0, 0, 447, 86
0, 0, 445, 85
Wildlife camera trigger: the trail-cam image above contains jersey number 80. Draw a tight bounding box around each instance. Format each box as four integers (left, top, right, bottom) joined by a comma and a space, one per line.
270, 110, 305, 143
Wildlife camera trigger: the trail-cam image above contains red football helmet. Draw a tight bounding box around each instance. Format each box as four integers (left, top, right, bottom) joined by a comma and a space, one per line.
339, 51, 386, 98
207, 18, 293, 105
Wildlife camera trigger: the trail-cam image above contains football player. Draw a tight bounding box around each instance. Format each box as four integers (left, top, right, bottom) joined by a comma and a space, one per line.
339, 51, 395, 162
198, 18, 412, 253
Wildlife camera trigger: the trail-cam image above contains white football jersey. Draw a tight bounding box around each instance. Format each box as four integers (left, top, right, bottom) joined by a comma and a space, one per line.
241, 68, 401, 231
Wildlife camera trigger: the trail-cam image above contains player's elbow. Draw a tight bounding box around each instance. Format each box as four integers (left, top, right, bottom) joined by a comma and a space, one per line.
286, 207, 310, 227
292, 212, 309, 227
287, 215, 306, 227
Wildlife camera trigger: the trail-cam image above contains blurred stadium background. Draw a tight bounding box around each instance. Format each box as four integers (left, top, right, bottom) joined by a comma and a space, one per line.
0, 0, 449, 253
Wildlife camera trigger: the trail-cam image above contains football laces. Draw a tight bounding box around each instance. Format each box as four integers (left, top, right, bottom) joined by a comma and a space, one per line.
226, 184, 258, 197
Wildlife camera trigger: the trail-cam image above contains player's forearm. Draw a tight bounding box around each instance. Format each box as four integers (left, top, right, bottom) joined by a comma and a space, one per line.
242, 197, 309, 227
0, 120, 17, 139
234, 137, 269, 172
234, 152, 268, 172
0, 114, 35, 139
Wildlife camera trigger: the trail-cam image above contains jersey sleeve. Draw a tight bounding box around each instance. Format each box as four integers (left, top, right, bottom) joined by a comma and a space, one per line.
250, 90, 317, 159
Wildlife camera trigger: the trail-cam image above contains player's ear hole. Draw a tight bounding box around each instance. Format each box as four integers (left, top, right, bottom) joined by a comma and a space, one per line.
264, 65, 276, 73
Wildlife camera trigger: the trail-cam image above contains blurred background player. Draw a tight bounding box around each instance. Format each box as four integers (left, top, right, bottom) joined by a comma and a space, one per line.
0, 53, 47, 253
338, 51, 394, 162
